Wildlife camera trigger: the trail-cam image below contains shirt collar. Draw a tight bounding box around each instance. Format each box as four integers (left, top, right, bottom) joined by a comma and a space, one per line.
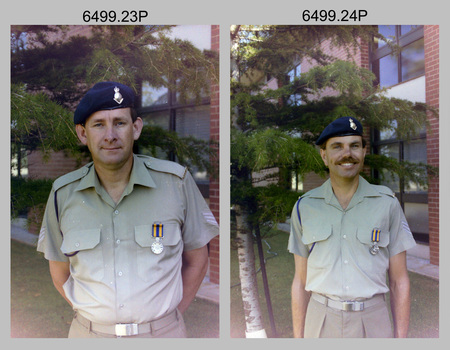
312, 176, 381, 209
75, 154, 157, 193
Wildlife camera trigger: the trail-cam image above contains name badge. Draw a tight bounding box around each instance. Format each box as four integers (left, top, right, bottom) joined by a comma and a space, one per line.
151, 222, 164, 255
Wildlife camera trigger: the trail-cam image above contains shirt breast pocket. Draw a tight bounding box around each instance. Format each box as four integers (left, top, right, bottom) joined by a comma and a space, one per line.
134, 223, 182, 282
302, 223, 333, 268
356, 226, 390, 273
60, 228, 103, 280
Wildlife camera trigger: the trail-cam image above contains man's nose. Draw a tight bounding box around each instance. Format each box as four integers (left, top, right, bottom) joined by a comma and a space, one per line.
104, 124, 117, 142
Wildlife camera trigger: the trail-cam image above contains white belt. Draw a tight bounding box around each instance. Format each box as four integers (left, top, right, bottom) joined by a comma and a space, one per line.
311, 292, 385, 312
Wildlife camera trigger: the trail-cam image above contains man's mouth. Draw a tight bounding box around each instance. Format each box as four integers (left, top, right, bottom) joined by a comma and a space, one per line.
337, 159, 358, 167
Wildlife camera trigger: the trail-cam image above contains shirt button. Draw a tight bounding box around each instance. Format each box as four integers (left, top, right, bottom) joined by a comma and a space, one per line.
119, 304, 124, 309
344, 259, 348, 264
75, 242, 80, 248
118, 271, 123, 277
116, 239, 121, 244
343, 235, 347, 239
114, 210, 119, 215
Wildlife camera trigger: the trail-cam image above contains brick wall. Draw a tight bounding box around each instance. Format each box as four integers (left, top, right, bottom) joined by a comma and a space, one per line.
424, 25, 440, 266
27, 150, 87, 179
208, 25, 220, 284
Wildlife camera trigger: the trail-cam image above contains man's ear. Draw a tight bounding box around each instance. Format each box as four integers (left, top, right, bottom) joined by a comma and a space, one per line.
133, 117, 144, 141
320, 148, 329, 167
75, 124, 88, 145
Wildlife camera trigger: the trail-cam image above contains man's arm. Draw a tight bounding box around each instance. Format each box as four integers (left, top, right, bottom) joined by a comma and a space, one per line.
178, 245, 209, 314
49, 260, 72, 307
388, 251, 411, 338
291, 254, 310, 338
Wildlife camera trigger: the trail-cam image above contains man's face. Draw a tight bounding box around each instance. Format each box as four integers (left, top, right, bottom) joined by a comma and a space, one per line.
76, 108, 143, 170
320, 135, 366, 182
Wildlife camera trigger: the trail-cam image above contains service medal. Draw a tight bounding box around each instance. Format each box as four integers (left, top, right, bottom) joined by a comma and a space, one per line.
151, 239, 164, 254
369, 243, 379, 255
370, 228, 381, 255
151, 222, 164, 255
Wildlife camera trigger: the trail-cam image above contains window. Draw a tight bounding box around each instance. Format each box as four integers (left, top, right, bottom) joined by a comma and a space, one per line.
371, 25, 428, 242
287, 63, 302, 105
371, 25, 424, 87
138, 83, 211, 197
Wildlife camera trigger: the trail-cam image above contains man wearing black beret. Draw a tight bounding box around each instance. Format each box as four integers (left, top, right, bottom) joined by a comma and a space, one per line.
288, 116, 415, 338
37, 82, 219, 338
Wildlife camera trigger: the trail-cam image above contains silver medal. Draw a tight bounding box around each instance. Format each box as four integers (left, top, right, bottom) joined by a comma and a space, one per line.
369, 243, 379, 255
151, 238, 164, 254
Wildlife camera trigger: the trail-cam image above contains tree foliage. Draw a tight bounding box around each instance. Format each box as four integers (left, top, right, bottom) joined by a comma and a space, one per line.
11, 25, 219, 173
231, 25, 437, 227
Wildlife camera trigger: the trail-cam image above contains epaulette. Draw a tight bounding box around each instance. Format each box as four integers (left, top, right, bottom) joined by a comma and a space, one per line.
374, 184, 396, 198
138, 155, 187, 180
52, 162, 93, 192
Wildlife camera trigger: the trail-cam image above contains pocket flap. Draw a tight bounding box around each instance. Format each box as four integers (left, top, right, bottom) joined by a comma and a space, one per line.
60, 229, 101, 254
357, 227, 390, 248
301, 224, 332, 245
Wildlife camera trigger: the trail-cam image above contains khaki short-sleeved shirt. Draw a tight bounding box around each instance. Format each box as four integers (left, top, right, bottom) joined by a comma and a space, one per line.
37, 154, 219, 324
288, 176, 416, 301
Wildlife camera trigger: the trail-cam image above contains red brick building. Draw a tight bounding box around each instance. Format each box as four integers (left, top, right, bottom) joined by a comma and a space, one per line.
25, 25, 220, 283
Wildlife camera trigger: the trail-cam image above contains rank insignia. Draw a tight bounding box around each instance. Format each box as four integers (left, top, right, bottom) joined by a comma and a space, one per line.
369, 228, 381, 255
151, 222, 164, 255
113, 86, 124, 104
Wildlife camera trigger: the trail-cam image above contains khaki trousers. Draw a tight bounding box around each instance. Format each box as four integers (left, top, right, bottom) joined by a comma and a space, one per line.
68, 309, 187, 338
304, 294, 393, 338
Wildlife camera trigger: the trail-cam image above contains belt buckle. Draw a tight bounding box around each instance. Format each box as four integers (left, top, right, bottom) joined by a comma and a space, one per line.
115, 323, 139, 336
342, 301, 364, 311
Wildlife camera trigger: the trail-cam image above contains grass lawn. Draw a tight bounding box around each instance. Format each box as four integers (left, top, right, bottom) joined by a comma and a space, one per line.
10, 240, 219, 338
230, 229, 439, 338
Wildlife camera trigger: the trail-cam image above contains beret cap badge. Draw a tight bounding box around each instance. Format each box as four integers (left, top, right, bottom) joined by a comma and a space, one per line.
349, 118, 357, 131
113, 86, 124, 105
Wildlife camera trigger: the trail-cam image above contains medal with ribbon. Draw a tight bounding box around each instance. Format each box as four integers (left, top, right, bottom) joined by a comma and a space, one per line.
151, 222, 164, 254
369, 228, 380, 255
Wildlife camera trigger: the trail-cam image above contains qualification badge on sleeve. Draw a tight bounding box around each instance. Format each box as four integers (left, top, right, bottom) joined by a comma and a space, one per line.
370, 228, 381, 255
151, 222, 164, 255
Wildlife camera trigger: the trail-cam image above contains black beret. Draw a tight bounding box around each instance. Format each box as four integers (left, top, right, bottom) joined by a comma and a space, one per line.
74, 82, 135, 124
315, 116, 363, 145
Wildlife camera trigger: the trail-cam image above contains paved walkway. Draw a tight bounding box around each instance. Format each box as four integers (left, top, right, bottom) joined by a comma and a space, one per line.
10, 218, 219, 304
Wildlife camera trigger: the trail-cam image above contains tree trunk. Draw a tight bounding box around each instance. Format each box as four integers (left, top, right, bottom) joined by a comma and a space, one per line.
234, 205, 267, 338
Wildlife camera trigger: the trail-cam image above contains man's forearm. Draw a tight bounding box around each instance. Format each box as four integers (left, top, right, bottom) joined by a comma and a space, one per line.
179, 246, 209, 314
390, 276, 411, 338
291, 277, 310, 337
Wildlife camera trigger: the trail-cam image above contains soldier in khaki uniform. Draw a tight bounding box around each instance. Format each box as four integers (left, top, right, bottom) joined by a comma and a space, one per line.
289, 117, 416, 338
37, 82, 219, 338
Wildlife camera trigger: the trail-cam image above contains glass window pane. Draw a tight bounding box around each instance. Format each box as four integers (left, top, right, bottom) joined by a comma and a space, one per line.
378, 54, 399, 87
403, 138, 427, 193
139, 110, 170, 160
401, 38, 425, 81
400, 25, 420, 36
379, 143, 400, 192
404, 202, 429, 235
176, 105, 211, 183
379, 120, 398, 140
377, 25, 396, 47
141, 81, 169, 107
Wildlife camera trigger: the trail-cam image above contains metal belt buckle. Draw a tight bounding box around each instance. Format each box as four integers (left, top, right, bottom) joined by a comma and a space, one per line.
342, 301, 364, 311
115, 323, 139, 336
